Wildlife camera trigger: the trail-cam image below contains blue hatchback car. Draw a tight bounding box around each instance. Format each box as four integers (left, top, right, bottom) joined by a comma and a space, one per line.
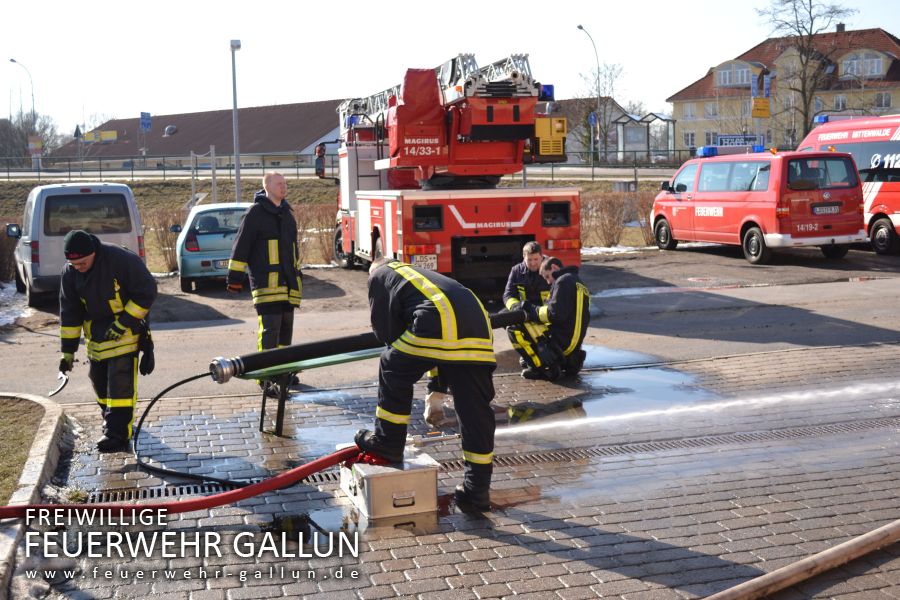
172, 203, 252, 293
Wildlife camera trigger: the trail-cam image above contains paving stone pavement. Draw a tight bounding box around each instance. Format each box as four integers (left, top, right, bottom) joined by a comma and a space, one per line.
8, 342, 900, 599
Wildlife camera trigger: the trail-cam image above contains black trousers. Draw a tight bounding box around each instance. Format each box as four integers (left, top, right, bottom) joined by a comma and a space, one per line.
374, 348, 496, 489
89, 353, 137, 440
257, 307, 295, 350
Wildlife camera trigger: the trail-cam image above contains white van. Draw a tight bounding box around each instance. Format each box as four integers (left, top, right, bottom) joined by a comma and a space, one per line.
6, 183, 145, 306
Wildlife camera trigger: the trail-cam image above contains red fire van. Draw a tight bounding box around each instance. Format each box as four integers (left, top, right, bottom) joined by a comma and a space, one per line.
798, 115, 900, 254
652, 151, 866, 264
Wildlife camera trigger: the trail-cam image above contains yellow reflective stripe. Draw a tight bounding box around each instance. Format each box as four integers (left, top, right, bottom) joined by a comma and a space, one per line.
512, 329, 541, 367
123, 300, 149, 320
563, 285, 590, 355
268, 271, 279, 289
257, 315, 264, 351
538, 305, 550, 323
268, 239, 279, 265
391, 339, 495, 363
87, 343, 139, 361
252, 285, 289, 297
60, 326, 82, 339
540, 290, 550, 302
463, 450, 493, 465
398, 331, 494, 352
107, 398, 136, 408
524, 321, 547, 339
375, 406, 410, 425
391, 264, 456, 340
517, 285, 527, 301
86, 335, 139, 360
426, 367, 439, 378
229, 259, 247, 272
504, 296, 519, 310
97, 398, 108, 408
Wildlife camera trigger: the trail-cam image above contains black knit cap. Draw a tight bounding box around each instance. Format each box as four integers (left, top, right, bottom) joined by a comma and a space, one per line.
63, 230, 95, 260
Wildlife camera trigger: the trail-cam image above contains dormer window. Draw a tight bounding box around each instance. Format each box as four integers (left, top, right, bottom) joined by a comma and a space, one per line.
842, 51, 884, 79
716, 62, 753, 88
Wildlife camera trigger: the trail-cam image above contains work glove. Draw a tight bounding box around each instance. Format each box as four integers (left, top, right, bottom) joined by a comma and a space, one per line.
139, 347, 155, 376
104, 320, 128, 341
521, 301, 539, 323
226, 282, 242, 294
58, 352, 74, 373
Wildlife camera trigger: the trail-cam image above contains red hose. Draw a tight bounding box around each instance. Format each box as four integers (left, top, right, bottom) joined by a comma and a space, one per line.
0, 446, 362, 521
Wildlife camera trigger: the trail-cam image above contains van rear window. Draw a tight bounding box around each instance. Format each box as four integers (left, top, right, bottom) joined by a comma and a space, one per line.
787, 157, 858, 190
43, 194, 133, 236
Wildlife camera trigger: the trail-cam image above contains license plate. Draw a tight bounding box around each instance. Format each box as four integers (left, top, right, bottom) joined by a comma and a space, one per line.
813, 204, 840, 215
411, 254, 438, 271
215, 259, 229, 269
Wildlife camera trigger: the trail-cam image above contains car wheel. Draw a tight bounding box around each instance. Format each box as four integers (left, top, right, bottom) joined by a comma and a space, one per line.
14, 268, 25, 293
820, 244, 849, 259
654, 219, 677, 250
333, 224, 354, 269
180, 277, 194, 293
742, 227, 771, 264
870, 218, 899, 255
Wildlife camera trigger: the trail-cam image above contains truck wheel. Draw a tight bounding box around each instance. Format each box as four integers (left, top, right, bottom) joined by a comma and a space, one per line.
333, 225, 354, 269
25, 278, 43, 308
14, 268, 25, 293
820, 244, 849, 259
180, 277, 194, 293
654, 219, 677, 250
742, 227, 771, 264
870, 218, 899, 255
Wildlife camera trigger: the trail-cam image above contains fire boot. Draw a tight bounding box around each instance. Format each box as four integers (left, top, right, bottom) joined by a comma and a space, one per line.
96, 435, 130, 453
455, 465, 492, 511
354, 429, 404, 463
423, 391, 447, 427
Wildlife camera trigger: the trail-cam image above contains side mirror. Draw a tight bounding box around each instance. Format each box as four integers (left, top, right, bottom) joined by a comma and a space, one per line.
170, 224, 182, 234
675, 183, 688, 193
659, 181, 671, 192
6, 224, 21, 238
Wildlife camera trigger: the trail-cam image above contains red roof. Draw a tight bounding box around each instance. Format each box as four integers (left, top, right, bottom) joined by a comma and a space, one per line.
667, 28, 900, 102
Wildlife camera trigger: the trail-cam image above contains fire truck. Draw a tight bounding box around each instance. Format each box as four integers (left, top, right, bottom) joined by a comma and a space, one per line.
332, 53, 581, 289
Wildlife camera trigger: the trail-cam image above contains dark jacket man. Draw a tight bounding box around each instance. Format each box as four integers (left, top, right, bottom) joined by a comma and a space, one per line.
227, 173, 302, 397
356, 260, 496, 511
502, 241, 550, 311
59, 230, 157, 452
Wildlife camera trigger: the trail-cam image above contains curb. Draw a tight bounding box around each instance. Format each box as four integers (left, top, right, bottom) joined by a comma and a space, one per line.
0, 393, 64, 597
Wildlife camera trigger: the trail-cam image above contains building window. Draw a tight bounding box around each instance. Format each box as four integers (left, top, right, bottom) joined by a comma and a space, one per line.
683, 131, 695, 148
736, 67, 751, 85
843, 52, 884, 78
784, 129, 797, 147
834, 95, 847, 111
843, 56, 860, 77
705, 131, 718, 145
875, 92, 892, 109
814, 97, 823, 113
705, 102, 718, 117
864, 55, 883, 76
683, 103, 696, 119
766, 129, 772, 145
717, 69, 732, 86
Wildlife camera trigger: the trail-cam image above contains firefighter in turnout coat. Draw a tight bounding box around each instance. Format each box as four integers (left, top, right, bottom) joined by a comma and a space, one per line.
513, 257, 590, 380
356, 260, 497, 511
226, 172, 302, 395
58, 230, 157, 452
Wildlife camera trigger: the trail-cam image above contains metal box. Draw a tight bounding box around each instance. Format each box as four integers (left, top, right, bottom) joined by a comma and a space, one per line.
339, 452, 439, 519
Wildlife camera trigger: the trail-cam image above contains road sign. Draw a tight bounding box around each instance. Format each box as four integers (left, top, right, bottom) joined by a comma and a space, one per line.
752, 98, 771, 119
588, 112, 597, 127
140, 112, 152, 132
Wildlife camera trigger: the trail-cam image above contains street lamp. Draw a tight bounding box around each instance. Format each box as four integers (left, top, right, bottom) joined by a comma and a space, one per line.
230, 39, 242, 203
9, 58, 35, 132
576, 25, 601, 166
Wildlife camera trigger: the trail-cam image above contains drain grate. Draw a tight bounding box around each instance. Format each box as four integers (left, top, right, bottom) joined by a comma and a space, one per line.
86, 416, 900, 501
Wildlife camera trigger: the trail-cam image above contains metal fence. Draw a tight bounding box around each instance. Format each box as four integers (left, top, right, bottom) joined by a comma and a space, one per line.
0, 149, 694, 182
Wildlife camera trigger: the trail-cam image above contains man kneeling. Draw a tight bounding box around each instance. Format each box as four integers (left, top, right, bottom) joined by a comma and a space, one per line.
508, 257, 591, 381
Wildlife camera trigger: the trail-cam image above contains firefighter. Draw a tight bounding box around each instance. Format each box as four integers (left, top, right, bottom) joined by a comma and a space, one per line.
58, 230, 157, 453
356, 259, 497, 511
226, 171, 303, 397
502, 241, 551, 372
513, 256, 590, 380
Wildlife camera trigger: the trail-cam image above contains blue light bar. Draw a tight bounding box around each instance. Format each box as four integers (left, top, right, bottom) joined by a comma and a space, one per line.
539, 84, 555, 102
697, 146, 718, 158
814, 114, 830, 123
752, 145, 765, 153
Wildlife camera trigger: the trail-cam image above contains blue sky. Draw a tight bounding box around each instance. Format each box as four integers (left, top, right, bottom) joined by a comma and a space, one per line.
2, 0, 898, 135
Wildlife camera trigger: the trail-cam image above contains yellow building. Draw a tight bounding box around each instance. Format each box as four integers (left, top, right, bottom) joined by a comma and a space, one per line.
667, 26, 900, 151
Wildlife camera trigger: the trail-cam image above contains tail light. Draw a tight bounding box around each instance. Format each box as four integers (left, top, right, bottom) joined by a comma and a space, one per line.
29, 240, 39, 265
185, 231, 199, 252
404, 244, 439, 255
547, 238, 581, 250
137, 235, 145, 259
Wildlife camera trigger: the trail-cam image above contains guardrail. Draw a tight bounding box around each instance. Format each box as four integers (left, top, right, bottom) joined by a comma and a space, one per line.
0, 150, 692, 182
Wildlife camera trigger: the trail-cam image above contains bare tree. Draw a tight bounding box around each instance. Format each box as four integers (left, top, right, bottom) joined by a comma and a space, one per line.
757, 0, 857, 138
578, 63, 625, 162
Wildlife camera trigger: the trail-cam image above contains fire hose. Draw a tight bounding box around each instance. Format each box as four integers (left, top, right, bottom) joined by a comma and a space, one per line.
0, 309, 527, 521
